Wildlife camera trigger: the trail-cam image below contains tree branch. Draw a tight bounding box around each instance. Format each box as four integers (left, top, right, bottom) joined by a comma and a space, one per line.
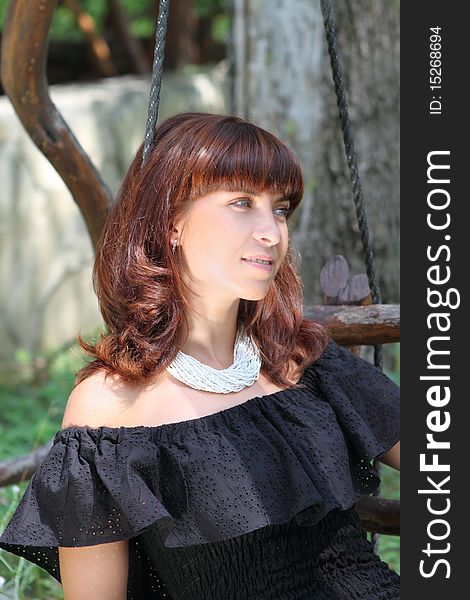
0, 441, 53, 487
63, 0, 117, 77
107, 0, 150, 74
0, 0, 112, 250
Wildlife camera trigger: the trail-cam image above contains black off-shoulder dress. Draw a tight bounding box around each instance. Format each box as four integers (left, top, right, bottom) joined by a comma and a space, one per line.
0, 339, 400, 599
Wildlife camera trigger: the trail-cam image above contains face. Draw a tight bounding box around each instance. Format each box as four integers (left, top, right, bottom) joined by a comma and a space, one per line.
174, 189, 291, 302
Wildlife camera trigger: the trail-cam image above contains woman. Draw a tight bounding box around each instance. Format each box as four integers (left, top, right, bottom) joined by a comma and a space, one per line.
0, 112, 400, 599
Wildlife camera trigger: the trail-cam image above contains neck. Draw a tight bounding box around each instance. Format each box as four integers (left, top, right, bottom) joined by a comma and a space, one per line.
179, 302, 241, 369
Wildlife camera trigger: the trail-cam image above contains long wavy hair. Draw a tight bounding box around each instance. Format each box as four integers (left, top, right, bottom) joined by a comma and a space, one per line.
75, 112, 329, 388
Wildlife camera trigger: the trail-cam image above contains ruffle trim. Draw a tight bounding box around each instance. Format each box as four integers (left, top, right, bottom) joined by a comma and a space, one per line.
0, 339, 400, 551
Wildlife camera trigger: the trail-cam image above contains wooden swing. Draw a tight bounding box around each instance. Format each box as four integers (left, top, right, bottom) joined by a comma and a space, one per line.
0, 0, 399, 544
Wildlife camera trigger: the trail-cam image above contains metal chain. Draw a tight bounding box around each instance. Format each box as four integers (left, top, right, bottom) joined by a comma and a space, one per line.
142, 0, 170, 167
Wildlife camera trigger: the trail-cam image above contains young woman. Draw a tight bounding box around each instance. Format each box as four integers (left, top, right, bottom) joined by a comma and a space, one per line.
0, 112, 400, 599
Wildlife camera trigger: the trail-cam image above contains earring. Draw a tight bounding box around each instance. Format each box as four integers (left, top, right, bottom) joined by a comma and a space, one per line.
172, 239, 178, 253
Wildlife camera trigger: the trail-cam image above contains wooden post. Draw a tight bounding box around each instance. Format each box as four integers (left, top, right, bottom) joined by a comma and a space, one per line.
320, 254, 371, 355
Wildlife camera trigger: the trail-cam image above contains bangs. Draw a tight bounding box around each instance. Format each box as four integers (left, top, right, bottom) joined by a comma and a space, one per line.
187, 120, 304, 213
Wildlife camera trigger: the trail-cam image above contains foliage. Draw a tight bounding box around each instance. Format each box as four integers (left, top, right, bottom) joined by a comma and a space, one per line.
193, 0, 229, 43
0, 345, 84, 598
0, 347, 82, 459
0, 0, 229, 43
376, 464, 400, 574
375, 342, 400, 573
0, 487, 63, 598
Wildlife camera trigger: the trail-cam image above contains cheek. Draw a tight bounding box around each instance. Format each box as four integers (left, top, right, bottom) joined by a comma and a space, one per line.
183, 214, 239, 266
280, 230, 290, 256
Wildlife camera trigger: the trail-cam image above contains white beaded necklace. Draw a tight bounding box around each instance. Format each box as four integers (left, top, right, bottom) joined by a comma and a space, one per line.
166, 323, 261, 393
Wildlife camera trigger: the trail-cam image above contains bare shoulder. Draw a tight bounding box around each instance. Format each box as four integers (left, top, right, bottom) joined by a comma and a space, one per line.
61, 370, 135, 429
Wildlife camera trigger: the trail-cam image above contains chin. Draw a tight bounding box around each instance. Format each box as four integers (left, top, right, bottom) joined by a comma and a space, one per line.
240, 288, 271, 302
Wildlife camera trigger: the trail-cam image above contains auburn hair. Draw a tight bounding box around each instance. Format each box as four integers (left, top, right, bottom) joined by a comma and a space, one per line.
75, 112, 330, 388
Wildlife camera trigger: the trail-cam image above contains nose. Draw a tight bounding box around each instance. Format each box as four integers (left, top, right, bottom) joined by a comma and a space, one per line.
252, 210, 282, 246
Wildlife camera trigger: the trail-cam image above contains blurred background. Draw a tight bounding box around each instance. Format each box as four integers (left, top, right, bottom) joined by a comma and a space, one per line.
0, 1, 399, 596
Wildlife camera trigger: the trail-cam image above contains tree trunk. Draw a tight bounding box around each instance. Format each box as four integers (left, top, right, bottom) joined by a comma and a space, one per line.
231, 0, 399, 304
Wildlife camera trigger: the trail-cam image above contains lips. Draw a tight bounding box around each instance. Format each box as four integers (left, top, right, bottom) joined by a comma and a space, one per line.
242, 256, 274, 264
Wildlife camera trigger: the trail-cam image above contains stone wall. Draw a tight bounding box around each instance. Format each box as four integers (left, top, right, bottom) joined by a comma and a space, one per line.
0, 64, 228, 361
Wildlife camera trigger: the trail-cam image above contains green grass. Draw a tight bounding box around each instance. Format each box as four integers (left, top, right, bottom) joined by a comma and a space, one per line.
374, 342, 400, 573
0, 348, 81, 459
375, 464, 400, 574
0, 341, 401, 595
0, 345, 84, 598
0, 484, 64, 598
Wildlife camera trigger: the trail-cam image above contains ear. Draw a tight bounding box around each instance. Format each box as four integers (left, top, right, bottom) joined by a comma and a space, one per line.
171, 210, 190, 240
171, 196, 195, 243
171, 223, 181, 240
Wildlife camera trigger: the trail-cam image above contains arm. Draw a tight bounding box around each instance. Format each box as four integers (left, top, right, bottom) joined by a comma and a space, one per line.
59, 372, 130, 598
377, 440, 400, 471
59, 541, 129, 600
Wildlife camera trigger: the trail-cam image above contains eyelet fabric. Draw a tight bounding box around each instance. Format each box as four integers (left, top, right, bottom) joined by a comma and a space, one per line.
0, 339, 400, 598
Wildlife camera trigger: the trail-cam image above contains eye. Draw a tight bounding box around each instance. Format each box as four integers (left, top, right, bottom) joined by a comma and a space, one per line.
232, 198, 292, 217
274, 206, 293, 218
232, 198, 252, 208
